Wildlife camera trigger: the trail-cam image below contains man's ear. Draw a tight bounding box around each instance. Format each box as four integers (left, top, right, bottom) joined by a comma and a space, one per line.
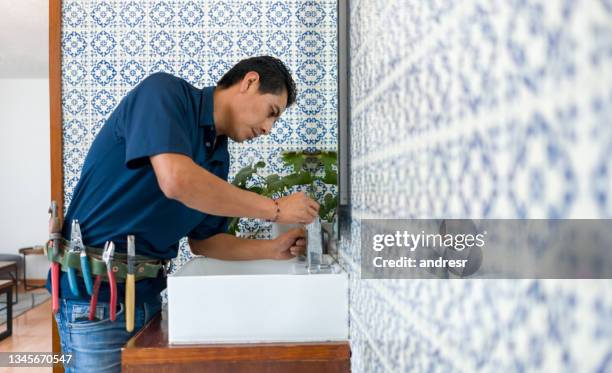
239, 71, 260, 93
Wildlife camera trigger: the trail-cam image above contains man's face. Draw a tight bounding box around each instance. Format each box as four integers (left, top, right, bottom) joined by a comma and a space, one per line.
226, 73, 288, 142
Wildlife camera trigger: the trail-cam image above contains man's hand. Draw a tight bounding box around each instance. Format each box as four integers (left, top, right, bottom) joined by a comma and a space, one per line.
268, 227, 307, 260
150, 153, 310, 222
276, 192, 320, 225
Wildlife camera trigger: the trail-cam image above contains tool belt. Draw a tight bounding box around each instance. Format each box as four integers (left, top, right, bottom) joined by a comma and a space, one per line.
45, 238, 166, 283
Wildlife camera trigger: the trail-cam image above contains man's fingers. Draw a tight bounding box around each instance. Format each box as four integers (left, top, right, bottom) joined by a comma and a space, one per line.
308, 199, 320, 211
288, 227, 306, 237
299, 209, 317, 223
294, 238, 306, 246
308, 205, 319, 218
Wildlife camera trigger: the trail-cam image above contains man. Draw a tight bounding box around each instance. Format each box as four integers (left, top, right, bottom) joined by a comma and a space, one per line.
48, 56, 319, 372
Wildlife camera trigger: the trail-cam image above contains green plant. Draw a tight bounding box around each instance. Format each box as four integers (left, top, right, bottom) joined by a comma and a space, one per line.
228, 150, 338, 234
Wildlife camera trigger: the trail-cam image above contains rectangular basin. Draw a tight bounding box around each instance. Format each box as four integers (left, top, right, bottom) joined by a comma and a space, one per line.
167, 255, 348, 344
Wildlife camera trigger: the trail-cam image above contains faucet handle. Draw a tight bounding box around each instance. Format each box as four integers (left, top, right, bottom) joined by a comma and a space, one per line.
306, 218, 332, 274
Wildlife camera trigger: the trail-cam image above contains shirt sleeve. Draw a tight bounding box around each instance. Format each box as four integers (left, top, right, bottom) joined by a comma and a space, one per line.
188, 214, 230, 240
121, 73, 193, 169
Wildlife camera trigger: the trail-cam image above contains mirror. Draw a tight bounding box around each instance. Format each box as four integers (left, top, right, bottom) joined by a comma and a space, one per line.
49, 0, 348, 265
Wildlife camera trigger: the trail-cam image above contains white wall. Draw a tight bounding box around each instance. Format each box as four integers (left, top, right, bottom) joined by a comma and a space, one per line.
0, 78, 50, 279
0, 0, 48, 78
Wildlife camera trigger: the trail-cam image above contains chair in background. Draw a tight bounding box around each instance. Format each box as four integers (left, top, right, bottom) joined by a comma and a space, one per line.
18, 246, 45, 290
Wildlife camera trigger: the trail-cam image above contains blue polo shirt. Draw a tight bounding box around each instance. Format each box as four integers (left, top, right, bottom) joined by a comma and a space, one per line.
46, 72, 230, 305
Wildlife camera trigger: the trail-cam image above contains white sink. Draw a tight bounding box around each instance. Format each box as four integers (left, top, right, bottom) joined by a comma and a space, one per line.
167, 255, 348, 344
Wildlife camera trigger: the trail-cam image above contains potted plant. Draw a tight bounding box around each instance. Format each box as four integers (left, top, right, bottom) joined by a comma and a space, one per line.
228, 150, 338, 236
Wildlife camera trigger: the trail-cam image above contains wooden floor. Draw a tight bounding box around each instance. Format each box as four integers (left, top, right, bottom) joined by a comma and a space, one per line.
0, 283, 52, 373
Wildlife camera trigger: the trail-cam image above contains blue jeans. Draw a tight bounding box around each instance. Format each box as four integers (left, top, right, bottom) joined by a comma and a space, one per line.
54, 298, 161, 373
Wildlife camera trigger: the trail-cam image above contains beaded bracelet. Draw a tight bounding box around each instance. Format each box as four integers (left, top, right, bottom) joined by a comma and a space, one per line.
267, 199, 280, 222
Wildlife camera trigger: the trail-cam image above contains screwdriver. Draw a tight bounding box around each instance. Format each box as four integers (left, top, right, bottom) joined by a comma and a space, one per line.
126, 235, 136, 332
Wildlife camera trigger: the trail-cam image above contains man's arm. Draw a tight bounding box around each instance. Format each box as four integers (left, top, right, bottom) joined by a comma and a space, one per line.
189, 228, 307, 260
150, 153, 319, 223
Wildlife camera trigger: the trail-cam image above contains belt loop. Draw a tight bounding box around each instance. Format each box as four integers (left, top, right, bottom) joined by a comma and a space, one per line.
143, 302, 150, 323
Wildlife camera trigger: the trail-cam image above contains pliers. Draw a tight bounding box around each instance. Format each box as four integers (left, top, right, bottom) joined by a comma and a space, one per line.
88, 241, 117, 321
48, 201, 61, 314
87, 274, 102, 321
71, 221, 94, 295
67, 220, 82, 296
103, 241, 117, 321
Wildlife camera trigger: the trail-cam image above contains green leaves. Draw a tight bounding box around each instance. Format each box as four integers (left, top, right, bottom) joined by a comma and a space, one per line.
228, 150, 339, 234
317, 170, 337, 185
227, 216, 240, 235
319, 151, 336, 172
319, 193, 338, 221
283, 171, 313, 187
281, 152, 306, 173
232, 161, 266, 188
265, 174, 284, 196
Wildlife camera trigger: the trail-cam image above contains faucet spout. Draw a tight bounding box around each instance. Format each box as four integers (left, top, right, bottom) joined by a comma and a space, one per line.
306, 218, 331, 273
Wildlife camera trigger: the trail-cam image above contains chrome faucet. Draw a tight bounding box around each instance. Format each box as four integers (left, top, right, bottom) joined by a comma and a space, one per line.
306, 217, 332, 273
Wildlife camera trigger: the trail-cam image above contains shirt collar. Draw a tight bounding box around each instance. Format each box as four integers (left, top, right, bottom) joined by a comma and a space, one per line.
199, 86, 216, 128
200, 86, 229, 164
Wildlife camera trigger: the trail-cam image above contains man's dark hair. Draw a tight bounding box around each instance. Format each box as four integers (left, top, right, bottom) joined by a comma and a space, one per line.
217, 56, 297, 107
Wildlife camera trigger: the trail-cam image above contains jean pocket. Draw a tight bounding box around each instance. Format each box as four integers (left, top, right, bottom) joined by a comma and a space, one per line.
68, 302, 125, 330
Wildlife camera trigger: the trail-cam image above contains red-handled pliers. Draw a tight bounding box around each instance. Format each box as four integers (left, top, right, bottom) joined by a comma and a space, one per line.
88, 241, 116, 321
48, 201, 61, 314
88, 274, 102, 321
102, 241, 117, 321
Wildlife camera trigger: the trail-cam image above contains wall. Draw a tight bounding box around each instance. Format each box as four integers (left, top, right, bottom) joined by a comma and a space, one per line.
0, 0, 49, 79
59, 0, 338, 269
341, 0, 612, 371
0, 79, 51, 279
0, 0, 50, 279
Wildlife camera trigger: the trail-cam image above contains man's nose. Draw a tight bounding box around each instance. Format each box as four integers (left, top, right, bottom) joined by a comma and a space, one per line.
261, 120, 274, 135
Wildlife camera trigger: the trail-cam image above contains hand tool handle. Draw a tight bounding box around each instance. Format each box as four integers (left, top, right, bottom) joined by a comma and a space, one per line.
88, 275, 102, 321
67, 267, 80, 296
48, 201, 61, 315
51, 262, 60, 314
108, 269, 117, 322
80, 255, 94, 295
125, 273, 135, 332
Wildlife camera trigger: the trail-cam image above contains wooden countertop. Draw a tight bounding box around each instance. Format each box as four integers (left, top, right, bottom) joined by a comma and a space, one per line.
122, 312, 351, 373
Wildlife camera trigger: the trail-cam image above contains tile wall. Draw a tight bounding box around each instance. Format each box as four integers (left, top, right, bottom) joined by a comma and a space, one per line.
342, 0, 612, 371
60, 0, 338, 266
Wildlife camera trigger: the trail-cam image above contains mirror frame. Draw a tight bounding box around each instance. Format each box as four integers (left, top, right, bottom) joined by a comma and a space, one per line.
47, 1, 349, 367
49, 0, 63, 370
337, 0, 351, 241
49, 0, 63, 219
49, 1, 351, 241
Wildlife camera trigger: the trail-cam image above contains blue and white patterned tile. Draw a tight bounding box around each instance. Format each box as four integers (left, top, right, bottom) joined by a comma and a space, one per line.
345, 0, 612, 371
61, 0, 337, 306
61, 0, 338, 239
